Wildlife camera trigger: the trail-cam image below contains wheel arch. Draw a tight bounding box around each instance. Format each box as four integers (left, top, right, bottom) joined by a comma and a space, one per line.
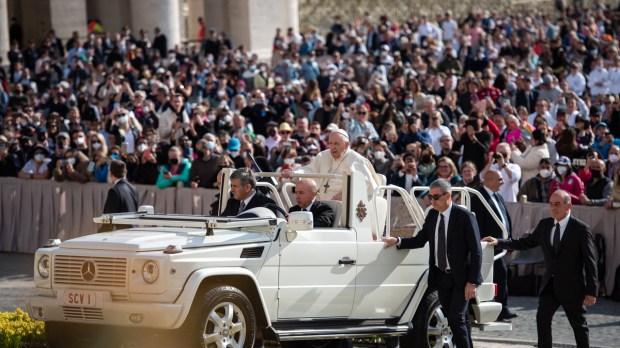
173, 268, 271, 330
397, 268, 430, 325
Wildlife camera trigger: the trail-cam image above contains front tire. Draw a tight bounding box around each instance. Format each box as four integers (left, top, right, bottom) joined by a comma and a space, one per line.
401, 291, 454, 348
187, 285, 256, 348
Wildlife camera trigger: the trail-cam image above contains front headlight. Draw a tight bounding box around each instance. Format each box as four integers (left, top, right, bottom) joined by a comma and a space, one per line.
37, 255, 50, 279
142, 261, 159, 284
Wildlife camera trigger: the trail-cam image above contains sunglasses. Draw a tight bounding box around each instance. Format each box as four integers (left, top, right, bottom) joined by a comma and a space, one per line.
357, 111, 367, 115
279, 131, 291, 134
428, 192, 448, 200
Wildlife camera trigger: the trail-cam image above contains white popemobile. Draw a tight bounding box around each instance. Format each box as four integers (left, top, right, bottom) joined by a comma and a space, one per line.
28, 169, 510, 348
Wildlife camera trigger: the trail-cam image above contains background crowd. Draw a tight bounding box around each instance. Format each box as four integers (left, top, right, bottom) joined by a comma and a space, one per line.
2, 2, 620, 208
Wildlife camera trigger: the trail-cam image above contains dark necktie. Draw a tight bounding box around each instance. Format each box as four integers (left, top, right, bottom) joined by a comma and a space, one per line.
238, 201, 246, 214
494, 193, 511, 234
553, 223, 561, 254
437, 214, 447, 271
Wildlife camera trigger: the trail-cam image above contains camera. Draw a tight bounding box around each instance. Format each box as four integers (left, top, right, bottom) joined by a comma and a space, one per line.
492, 153, 503, 159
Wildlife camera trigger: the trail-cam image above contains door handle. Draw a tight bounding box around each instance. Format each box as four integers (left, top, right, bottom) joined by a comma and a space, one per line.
339, 258, 356, 265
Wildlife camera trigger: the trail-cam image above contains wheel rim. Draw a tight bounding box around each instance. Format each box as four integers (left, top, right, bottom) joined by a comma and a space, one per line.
427, 304, 454, 348
202, 301, 246, 348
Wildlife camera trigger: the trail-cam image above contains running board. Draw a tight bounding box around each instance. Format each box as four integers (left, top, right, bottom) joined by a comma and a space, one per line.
265, 324, 411, 341
474, 321, 513, 331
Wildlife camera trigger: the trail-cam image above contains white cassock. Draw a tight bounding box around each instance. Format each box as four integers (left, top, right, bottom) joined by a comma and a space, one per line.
296, 148, 381, 200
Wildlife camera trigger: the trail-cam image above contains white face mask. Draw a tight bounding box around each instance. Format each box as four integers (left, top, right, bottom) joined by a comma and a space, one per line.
34, 154, 45, 162
539, 169, 552, 178
556, 166, 568, 176
92, 142, 102, 150
374, 151, 385, 160
283, 158, 295, 165
229, 150, 239, 158
138, 143, 148, 153
207, 114, 216, 121
75, 136, 85, 145
66, 157, 76, 166
609, 154, 619, 164
118, 116, 128, 124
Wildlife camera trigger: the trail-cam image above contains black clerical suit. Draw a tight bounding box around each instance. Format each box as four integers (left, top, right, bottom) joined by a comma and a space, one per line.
100, 178, 139, 232
398, 204, 482, 348
496, 216, 598, 348
470, 187, 512, 315
289, 200, 335, 227
221, 190, 277, 217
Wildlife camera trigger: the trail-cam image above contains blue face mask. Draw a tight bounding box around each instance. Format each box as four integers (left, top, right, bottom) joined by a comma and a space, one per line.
110, 153, 120, 160
312, 100, 321, 108
405, 99, 414, 106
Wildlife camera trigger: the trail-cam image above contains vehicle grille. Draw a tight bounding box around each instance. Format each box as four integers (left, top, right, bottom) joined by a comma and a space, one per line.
53, 255, 127, 288
62, 306, 104, 321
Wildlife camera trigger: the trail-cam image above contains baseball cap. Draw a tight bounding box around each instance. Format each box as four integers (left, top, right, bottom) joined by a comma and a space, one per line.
595, 122, 608, 129
301, 101, 314, 111
56, 132, 70, 140
266, 121, 278, 128
589, 105, 602, 115
555, 156, 571, 166
227, 137, 240, 151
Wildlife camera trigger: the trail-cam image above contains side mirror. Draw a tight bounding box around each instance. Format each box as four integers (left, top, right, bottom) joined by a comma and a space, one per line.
286, 211, 313, 241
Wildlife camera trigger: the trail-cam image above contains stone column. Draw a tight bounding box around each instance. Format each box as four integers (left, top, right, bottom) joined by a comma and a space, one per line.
86, 0, 131, 34
186, 0, 206, 41
49, 0, 87, 39
0, 0, 9, 64
130, 0, 181, 50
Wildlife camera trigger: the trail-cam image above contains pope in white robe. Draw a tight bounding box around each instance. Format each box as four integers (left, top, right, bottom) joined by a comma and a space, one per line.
290, 129, 381, 200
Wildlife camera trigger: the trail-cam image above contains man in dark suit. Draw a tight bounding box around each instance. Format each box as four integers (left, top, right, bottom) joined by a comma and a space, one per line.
100, 160, 139, 232
471, 170, 517, 320
383, 179, 482, 348
289, 178, 334, 227
515, 76, 539, 113
221, 168, 278, 217
483, 189, 598, 348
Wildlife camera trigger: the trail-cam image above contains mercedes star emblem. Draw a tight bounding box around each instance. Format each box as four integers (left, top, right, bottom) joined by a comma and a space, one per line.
81, 260, 97, 282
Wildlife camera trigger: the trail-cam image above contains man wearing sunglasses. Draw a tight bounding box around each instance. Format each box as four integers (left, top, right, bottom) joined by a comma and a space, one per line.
382, 179, 482, 348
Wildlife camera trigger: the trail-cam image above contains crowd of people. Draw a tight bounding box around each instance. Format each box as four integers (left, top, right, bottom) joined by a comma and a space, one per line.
2, 3, 620, 209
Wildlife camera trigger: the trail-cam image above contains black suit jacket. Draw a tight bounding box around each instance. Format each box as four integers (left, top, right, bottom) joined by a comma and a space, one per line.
470, 188, 512, 254
289, 201, 335, 228
222, 191, 277, 217
103, 179, 139, 214
399, 205, 483, 288
515, 89, 539, 113
497, 216, 598, 302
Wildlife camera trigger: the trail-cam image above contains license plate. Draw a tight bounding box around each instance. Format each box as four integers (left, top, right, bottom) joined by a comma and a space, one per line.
57, 290, 101, 308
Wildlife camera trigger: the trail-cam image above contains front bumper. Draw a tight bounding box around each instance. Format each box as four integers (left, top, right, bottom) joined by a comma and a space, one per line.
28, 295, 184, 329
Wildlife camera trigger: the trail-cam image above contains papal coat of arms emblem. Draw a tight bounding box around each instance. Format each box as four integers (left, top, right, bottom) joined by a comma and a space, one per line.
356, 200, 367, 222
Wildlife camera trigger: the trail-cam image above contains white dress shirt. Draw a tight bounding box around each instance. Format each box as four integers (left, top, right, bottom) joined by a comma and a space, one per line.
551, 213, 571, 246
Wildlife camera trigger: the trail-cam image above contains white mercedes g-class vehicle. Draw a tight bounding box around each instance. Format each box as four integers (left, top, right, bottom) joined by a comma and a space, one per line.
28, 169, 509, 347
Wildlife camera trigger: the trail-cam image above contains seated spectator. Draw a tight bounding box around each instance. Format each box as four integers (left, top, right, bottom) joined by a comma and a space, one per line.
18, 145, 50, 180
518, 158, 555, 203
370, 141, 394, 176
604, 164, 620, 210
580, 159, 613, 206
606, 145, 620, 180
397, 115, 431, 153
426, 111, 452, 154
388, 152, 425, 192
428, 156, 462, 186
453, 161, 482, 202
0, 135, 20, 177
549, 156, 585, 205
52, 148, 90, 182
190, 139, 220, 189
156, 146, 191, 188
289, 178, 335, 227
221, 167, 278, 216
511, 129, 550, 183
436, 134, 461, 167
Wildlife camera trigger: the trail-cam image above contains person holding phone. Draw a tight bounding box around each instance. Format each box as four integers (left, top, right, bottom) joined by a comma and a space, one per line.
156, 146, 192, 189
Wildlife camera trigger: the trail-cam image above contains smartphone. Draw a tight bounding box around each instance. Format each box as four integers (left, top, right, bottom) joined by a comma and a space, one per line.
86, 161, 95, 173
572, 158, 586, 167
283, 141, 291, 147
121, 142, 128, 154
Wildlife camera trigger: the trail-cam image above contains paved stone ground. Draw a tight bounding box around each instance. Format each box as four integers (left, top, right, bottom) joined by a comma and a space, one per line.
2, 252, 618, 347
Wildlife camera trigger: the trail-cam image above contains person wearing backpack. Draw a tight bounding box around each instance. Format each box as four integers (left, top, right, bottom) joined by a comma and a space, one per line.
483, 189, 598, 348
